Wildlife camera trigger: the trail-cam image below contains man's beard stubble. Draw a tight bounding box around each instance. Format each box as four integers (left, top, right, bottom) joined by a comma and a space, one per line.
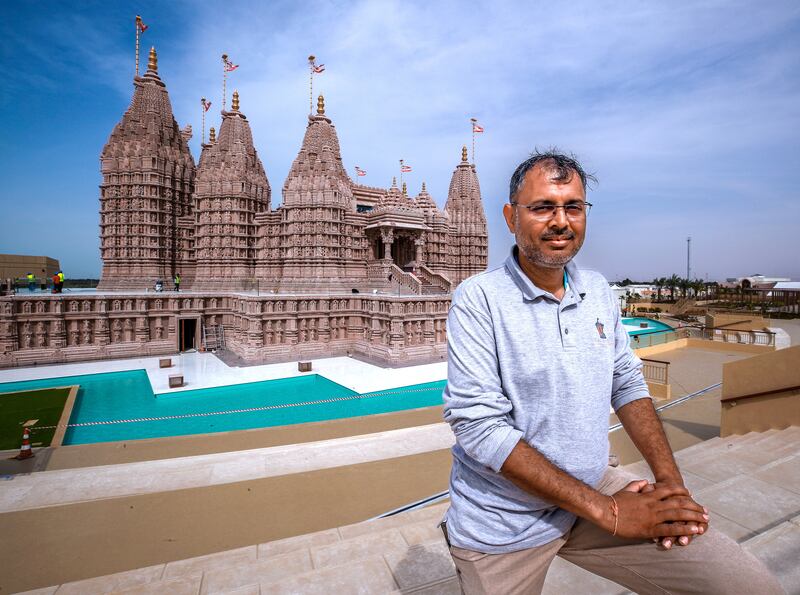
517, 226, 584, 269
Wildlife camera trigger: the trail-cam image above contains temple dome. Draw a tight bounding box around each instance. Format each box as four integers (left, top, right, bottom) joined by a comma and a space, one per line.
282, 95, 353, 209
195, 90, 270, 200
444, 145, 486, 226
101, 47, 194, 173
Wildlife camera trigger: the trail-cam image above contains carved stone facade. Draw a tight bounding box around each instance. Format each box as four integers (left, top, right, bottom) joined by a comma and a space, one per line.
97, 48, 196, 290
0, 294, 448, 368
97, 48, 488, 293
0, 46, 490, 368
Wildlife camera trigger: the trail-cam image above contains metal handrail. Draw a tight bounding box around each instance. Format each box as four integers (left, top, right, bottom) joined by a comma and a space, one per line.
375, 381, 723, 519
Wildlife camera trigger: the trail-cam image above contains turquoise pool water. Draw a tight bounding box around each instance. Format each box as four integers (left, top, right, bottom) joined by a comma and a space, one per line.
0, 372, 446, 445
622, 317, 674, 336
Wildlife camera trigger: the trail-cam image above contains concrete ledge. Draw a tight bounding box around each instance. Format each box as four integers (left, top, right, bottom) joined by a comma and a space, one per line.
51, 385, 79, 447
0, 423, 455, 513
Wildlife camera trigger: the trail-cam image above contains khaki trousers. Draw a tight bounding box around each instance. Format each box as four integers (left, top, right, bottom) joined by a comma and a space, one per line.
447, 467, 785, 595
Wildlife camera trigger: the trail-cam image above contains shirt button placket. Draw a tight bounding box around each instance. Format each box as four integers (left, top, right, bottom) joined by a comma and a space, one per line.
560, 303, 576, 351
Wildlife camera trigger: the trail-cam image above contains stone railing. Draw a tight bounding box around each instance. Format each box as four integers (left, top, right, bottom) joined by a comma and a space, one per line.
640, 358, 669, 385
418, 265, 452, 293
390, 264, 422, 295
367, 260, 391, 282
693, 327, 776, 346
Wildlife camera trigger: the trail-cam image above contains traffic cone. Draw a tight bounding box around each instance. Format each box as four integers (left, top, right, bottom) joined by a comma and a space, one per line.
14, 427, 35, 460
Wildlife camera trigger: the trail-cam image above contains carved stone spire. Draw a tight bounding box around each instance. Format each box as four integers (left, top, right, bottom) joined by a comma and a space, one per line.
98, 45, 195, 290
194, 90, 271, 289
445, 146, 488, 285
279, 94, 361, 289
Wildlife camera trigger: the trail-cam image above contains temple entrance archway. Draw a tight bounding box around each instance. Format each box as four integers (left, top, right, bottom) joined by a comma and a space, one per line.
391, 236, 416, 270
178, 317, 198, 352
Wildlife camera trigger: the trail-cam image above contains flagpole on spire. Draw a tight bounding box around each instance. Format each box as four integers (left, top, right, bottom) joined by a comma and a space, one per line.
470, 118, 477, 165
470, 118, 484, 165
222, 54, 228, 110
135, 16, 140, 76
399, 159, 404, 188
308, 55, 315, 114
134, 16, 148, 76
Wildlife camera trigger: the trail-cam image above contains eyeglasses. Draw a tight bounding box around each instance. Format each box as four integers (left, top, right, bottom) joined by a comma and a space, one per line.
510, 201, 592, 221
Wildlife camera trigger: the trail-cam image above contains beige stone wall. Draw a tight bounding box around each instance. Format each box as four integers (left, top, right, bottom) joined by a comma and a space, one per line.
633, 337, 773, 358
0, 254, 60, 281
705, 312, 768, 330
646, 381, 671, 401
720, 345, 800, 436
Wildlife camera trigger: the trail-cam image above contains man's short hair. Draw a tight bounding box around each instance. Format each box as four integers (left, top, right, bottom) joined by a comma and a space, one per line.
509, 149, 597, 202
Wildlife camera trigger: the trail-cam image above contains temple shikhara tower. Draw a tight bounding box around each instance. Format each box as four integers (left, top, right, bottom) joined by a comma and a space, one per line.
0, 46, 489, 367
97, 48, 196, 290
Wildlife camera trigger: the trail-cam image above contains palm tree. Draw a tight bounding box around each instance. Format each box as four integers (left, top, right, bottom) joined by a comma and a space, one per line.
652, 278, 662, 302
692, 279, 705, 299
678, 277, 690, 298
667, 274, 681, 301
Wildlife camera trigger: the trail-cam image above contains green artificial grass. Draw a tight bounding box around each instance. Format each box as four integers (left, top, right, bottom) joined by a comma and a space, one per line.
0, 387, 71, 450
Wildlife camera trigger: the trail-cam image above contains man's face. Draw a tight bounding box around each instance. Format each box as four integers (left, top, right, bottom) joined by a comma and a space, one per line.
502, 164, 587, 269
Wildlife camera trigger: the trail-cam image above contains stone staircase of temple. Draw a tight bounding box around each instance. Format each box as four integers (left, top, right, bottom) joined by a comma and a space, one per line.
31, 426, 800, 594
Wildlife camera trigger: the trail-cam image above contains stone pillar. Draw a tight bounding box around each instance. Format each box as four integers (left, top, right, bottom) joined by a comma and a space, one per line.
381, 228, 394, 262
51, 318, 66, 349
96, 317, 110, 346
135, 316, 150, 342
414, 237, 425, 272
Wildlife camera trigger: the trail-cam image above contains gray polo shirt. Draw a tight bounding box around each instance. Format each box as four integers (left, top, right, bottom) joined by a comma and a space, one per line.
443, 247, 650, 553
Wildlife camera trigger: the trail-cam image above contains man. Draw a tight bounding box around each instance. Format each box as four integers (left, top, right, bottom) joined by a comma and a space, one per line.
441, 151, 782, 594
174, 272, 181, 292
57, 270, 65, 293
26, 272, 36, 293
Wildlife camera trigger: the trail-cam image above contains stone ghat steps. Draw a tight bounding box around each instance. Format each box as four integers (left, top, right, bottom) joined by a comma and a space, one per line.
28, 426, 800, 595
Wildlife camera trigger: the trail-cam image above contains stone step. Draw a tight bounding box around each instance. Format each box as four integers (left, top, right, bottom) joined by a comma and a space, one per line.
674, 428, 800, 481
743, 520, 800, 594
32, 430, 800, 594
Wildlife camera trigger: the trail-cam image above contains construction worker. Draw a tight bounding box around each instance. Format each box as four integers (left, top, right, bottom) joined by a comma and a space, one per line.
57, 270, 65, 293
51, 272, 60, 294
174, 272, 181, 292
26, 272, 35, 293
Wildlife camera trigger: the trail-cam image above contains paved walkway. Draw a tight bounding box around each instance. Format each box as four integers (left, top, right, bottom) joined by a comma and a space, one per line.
0, 352, 447, 395
643, 346, 750, 396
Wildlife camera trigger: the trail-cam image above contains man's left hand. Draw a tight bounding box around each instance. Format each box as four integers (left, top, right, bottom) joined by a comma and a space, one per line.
640, 479, 709, 548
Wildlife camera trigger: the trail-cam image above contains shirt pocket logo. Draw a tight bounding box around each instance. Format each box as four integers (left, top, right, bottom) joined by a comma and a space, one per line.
595, 318, 607, 339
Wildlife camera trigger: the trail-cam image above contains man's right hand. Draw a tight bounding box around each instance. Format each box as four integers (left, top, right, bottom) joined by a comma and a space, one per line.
603, 482, 709, 540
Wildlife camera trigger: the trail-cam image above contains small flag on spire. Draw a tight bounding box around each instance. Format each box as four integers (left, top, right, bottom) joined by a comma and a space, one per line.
136, 16, 148, 33
472, 121, 484, 133
355, 166, 367, 177
202, 99, 212, 112
223, 55, 239, 72
309, 55, 325, 73
401, 164, 412, 173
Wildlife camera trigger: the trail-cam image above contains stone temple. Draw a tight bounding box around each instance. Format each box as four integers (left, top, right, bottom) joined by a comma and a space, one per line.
0, 47, 488, 367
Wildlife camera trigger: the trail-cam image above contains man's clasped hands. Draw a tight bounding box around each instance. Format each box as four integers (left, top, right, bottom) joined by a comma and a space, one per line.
606, 479, 709, 549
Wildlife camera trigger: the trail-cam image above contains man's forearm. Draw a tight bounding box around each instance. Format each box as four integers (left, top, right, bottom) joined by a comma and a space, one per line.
501, 440, 612, 529
617, 397, 682, 483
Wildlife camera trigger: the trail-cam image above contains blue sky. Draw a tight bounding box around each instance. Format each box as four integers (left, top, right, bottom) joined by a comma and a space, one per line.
1, 0, 799, 280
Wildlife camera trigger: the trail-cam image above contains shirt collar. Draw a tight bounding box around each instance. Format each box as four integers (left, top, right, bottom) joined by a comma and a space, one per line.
505, 245, 586, 302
